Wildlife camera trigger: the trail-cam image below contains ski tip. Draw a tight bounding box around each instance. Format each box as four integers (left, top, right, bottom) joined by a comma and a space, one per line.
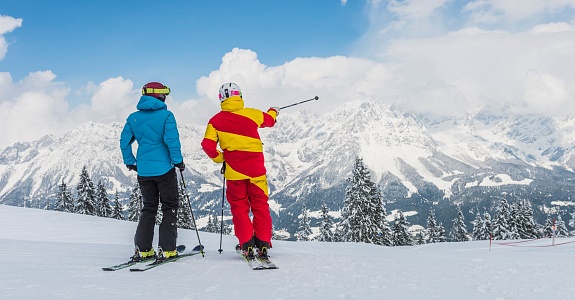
192, 245, 204, 252
176, 245, 186, 252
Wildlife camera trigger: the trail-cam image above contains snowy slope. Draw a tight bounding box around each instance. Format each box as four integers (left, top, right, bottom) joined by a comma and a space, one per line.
1, 205, 575, 300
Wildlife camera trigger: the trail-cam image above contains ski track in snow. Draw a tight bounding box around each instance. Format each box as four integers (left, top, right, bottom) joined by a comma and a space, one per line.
1, 205, 575, 300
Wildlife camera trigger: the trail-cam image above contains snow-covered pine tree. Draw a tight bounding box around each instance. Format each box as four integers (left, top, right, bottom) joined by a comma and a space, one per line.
155, 202, 163, 225
75, 166, 96, 215
205, 214, 217, 233
96, 180, 113, 218
392, 211, 413, 246
471, 212, 492, 240
570, 210, 575, 235
513, 199, 538, 239
296, 202, 312, 241
127, 185, 142, 222
426, 209, 440, 243
177, 182, 193, 229
332, 224, 343, 242
55, 180, 74, 213
339, 157, 384, 244
556, 215, 570, 237
110, 191, 124, 220
221, 218, 232, 235
542, 213, 555, 238
471, 212, 484, 240
372, 186, 393, 246
507, 201, 521, 240
316, 202, 334, 242
492, 198, 512, 240
414, 231, 425, 245
437, 223, 446, 242
449, 206, 470, 242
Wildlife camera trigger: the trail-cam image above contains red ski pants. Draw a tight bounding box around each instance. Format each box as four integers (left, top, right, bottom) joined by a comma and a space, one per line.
226, 178, 272, 246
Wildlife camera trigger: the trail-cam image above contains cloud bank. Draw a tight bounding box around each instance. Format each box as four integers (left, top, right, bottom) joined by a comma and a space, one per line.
2, 1, 575, 148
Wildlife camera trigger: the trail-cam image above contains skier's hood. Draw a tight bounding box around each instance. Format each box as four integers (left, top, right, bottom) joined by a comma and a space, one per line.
136, 95, 168, 111
220, 95, 244, 112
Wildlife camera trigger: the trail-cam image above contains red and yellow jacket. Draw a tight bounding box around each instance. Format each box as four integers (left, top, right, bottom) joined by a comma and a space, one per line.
201, 95, 278, 180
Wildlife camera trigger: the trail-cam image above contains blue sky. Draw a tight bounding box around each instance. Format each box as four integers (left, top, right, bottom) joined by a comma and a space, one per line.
2, 0, 575, 148
1, 0, 367, 101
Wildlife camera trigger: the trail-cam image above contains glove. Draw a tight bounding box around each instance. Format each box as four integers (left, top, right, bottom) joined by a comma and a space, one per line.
174, 161, 185, 171
126, 164, 137, 172
270, 107, 280, 115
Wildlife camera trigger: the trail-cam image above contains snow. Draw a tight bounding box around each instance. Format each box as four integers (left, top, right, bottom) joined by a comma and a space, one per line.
2, 204, 575, 300
478, 174, 533, 187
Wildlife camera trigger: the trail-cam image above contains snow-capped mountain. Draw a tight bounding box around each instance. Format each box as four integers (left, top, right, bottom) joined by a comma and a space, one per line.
2, 100, 575, 234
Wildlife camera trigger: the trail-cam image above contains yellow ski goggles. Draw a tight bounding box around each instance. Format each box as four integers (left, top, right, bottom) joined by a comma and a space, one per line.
142, 86, 171, 95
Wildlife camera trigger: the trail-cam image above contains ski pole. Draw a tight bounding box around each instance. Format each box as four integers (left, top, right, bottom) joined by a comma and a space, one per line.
279, 96, 319, 110
218, 162, 226, 254
178, 169, 205, 257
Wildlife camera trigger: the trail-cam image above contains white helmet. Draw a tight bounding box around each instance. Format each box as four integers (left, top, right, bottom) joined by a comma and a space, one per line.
218, 82, 242, 102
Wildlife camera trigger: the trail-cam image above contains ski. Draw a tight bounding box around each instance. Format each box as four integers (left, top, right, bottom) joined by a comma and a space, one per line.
102, 245, 187, 271
236, 249, 265, 270
102, 258, 151, 271
129, 245, 203, 272
255, 252, 278, 269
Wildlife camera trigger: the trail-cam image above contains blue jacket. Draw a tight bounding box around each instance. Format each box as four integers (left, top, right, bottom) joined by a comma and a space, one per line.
120, 95, 183, 177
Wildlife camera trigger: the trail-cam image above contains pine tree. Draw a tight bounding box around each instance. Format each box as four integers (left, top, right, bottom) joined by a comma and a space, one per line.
296, 203, 312, 241
221, 217, 232, 235
155, 202, 163, 225
492, 198, 512, 240
426, 209, 440, 243
339, 157, 387, 244
437, 223, 446, 242
96, 180, 113, 218
205, 214, 217, 233
127, 185, 142, 222
177, 182, 193, 229
450, 206, 470, 242
472, 212, 492, 240
55, 180, 74, 213
542, 214, 555, 237
556, 215, 570, 237
332, 224, 343, 242
392, 211, 413, 246
110, 191, 124, 220
373, 187, 393, 246
415, 231, 425, 245
75, 166, 96, 215
316, 203, 334, 242
471, 212, 483, 240
513, 199, 538, 239
569, 210, 575, 235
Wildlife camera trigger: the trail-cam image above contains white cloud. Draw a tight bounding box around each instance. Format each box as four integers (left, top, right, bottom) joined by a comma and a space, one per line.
381, 23, 575, 116
0, 15, 23, 60
387, 0, 452, 19
0, 72, 140, 148
0, 71, 71, 146
89, 77, 138, 122
194, 48, 395, 119
465, 0, 575, 24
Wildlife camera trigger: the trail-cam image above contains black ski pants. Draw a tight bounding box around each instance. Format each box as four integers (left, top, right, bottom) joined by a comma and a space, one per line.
134, 168, 179, 252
